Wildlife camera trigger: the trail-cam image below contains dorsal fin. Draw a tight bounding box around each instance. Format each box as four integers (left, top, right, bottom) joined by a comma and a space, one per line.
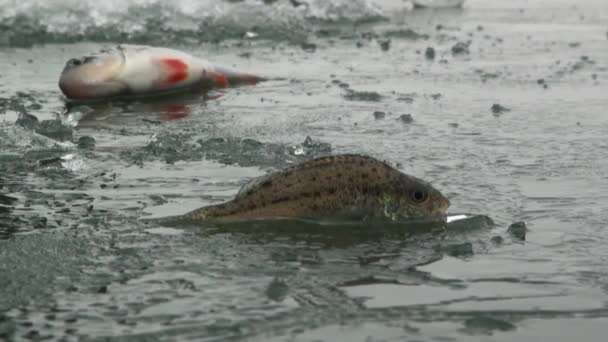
235, 173, 274, 199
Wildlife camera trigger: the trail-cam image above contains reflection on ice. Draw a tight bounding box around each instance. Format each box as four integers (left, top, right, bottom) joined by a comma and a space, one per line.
447, 214, 469, 223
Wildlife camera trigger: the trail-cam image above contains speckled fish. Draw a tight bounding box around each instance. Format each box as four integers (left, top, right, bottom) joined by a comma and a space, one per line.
152, 154, 450, 226
59, 44, 264, 101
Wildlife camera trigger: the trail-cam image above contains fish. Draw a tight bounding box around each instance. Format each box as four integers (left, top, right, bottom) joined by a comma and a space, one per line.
59, 44, 264, 101
150, 154, 450, 226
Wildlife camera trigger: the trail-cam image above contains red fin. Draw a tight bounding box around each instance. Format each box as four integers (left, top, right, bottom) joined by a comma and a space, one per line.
160, 58, 189, 84
208, 71, 229, 88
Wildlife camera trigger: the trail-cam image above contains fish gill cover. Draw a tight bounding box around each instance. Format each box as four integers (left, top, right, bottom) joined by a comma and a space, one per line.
0, 0, 385, 47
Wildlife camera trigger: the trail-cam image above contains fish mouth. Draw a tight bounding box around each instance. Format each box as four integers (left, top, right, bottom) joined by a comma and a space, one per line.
430, 196, 450, 223
442, 196, 451, 211
59, 47, 127, 100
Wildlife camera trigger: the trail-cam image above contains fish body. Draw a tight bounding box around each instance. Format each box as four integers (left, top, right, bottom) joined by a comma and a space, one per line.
160, 154, 449, 225
59, 45, 263, 101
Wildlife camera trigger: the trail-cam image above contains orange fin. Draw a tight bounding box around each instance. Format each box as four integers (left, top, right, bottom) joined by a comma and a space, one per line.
208, 71, 229, 88
160, 58, 189, 84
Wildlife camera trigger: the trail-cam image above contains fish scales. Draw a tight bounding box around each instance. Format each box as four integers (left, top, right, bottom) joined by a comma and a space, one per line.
180, 154, 448, 222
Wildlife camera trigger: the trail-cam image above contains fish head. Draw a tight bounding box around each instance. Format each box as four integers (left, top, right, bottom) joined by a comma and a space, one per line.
382, 174, 450, 222
59, 48, 127, 100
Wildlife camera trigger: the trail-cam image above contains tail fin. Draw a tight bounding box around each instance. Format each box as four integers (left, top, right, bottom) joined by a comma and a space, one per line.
141, 214, 193, 227
211, 65, 268, 86
141, 206, 209, 227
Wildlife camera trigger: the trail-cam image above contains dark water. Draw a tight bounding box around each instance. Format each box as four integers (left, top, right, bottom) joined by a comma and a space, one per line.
1, 0, 608, 341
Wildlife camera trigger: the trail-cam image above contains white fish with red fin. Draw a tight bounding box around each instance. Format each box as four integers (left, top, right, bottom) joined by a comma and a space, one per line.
59, 44, 264, 101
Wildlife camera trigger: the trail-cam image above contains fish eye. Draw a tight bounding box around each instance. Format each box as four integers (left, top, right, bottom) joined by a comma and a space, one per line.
68, 58, 82, 67
82, 56, 97, 64
409, 189, 428, 203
